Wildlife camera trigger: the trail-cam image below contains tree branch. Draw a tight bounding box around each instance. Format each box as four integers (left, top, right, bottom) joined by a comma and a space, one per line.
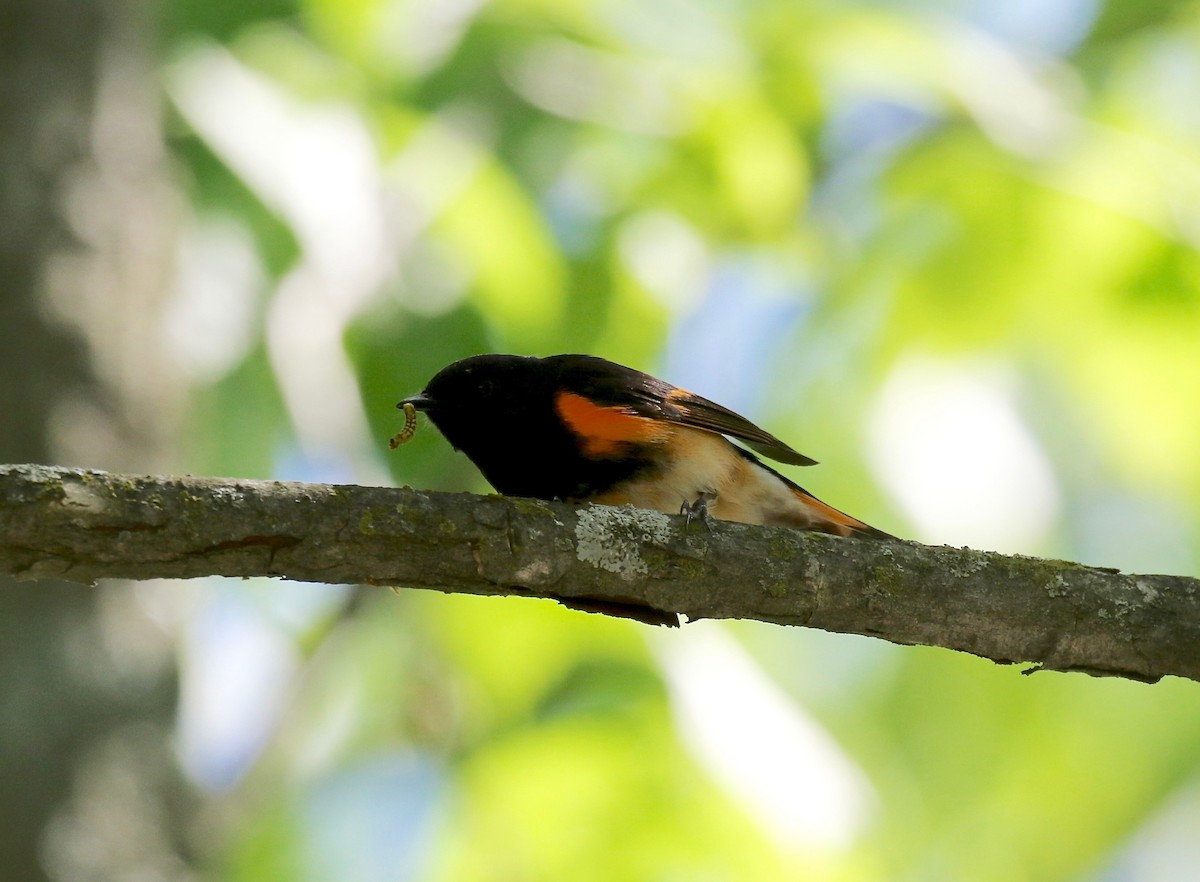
2, 464, 1196, 683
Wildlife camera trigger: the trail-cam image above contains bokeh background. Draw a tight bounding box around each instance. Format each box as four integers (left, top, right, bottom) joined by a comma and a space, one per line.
4, 0, 1200, 879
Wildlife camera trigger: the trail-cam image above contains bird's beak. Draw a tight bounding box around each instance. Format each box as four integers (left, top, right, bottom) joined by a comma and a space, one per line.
398, 394, 433, 412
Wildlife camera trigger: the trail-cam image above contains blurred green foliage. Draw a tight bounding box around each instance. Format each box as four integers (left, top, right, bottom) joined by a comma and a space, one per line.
155, 0, 1200, 879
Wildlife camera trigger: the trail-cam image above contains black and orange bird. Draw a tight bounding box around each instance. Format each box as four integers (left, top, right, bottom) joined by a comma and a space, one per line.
398, 354, 892, 541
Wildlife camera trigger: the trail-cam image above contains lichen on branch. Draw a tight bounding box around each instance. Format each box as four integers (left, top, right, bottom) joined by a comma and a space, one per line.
2, 464, 1198, 684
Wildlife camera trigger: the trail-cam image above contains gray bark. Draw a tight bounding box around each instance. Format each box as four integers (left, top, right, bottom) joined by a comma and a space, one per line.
4, 464, 1198, 685
0, 2, 185, 878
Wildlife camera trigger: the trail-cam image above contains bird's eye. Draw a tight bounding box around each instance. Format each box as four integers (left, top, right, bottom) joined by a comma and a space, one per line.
477, 379, 496, 397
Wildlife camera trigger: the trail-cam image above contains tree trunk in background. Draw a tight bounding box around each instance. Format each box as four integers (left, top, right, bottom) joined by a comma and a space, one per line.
0, 1, 186, 879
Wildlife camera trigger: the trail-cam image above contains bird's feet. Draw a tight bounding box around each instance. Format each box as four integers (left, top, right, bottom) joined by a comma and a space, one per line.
680, 491, 717, 532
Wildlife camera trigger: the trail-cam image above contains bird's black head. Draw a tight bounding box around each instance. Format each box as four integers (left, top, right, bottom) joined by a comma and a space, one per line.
398, 355, 564, 494
401, 354, 546, 428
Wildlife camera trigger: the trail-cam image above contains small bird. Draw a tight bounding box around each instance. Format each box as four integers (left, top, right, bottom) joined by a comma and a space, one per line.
398, 354, 892, 540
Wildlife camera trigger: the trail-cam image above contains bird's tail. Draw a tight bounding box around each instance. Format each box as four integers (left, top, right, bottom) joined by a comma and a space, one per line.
789, 486, 897, 541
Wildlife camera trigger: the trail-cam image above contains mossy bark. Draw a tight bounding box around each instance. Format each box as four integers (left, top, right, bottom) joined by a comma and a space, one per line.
4, 464, 1198, 684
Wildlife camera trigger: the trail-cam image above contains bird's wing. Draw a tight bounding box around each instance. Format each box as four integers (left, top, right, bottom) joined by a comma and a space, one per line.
546, 354, 817, 466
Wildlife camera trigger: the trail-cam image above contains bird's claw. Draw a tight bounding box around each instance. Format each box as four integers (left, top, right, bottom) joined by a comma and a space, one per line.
680, 491, 717, 532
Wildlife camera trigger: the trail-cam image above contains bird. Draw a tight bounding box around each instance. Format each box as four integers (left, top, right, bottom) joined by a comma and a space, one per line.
397, 353, 892, 541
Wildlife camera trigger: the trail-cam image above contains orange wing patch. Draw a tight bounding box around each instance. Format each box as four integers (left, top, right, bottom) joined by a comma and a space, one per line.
555, 391, 670, 457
